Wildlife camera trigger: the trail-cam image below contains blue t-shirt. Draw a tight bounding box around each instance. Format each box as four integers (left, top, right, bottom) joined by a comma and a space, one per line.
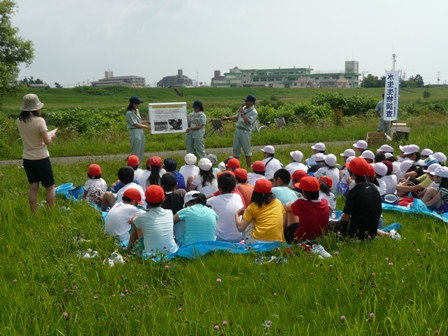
177, 204, 218, 246
272, 186, 298, 204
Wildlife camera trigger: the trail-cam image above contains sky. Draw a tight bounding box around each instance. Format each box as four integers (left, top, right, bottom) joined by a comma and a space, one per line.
11, 0, 448, 87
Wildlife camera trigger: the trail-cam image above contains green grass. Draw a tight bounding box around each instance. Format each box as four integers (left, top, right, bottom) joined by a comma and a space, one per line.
1, 88, 448, 334
1, 148, 448, 335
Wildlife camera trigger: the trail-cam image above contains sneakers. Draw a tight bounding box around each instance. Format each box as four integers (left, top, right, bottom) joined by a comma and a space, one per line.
311, 244, 332, 258
389, 229, 401, 240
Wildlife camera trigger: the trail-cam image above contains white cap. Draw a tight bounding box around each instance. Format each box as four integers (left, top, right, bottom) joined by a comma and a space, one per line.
290, 150, 303, 162
261, 145, 275, 154
399, 159, 414, 175
324, 154, 337, 167
314, 153, 325, 162
374, 162, 388, 176
184, 153, 197, 165
421, 148, 433, 156
433, 152, 447, 164
434, 166, 448, 178
424, 163, 441, 174
360, 150, 375, 161
378, 144, 394, 153
399, 145, 408, 153
403, 144, 420, 155
184, 191, 201, 204
198, 158, 212, 171
384, 153, 393, 159
340, 149, 356, 157
311, 142, 326, 151
353, 140, 368, 150
346, 156, 355, 163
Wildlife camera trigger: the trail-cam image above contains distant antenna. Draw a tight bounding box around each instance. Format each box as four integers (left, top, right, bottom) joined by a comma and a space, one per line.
437, 72, 440, 86
392, 53, 397, 71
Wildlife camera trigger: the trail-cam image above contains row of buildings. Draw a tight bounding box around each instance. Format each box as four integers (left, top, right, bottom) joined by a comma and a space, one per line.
90, 61, 360, 88
211, 61, 359, 88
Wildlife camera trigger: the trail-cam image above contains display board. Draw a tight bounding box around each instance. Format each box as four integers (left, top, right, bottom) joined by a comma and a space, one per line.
148, 102, 187, 134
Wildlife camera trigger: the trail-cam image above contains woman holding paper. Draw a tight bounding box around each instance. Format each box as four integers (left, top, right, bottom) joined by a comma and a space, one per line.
125, 96, 150, 167
17, 94, 56, 213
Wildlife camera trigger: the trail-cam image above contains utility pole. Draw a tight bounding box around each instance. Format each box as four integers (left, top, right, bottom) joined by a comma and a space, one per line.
437, 72, 440, 86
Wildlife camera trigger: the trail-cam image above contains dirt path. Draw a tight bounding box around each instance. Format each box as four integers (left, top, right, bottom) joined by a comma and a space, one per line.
0, 141, 354, 166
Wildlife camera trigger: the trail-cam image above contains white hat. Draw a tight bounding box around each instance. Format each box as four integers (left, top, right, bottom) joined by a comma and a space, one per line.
314, 153, 325, 162
184, 153, 197, 165
378, 144, 394, 153
261, 145, 275, 154
290, 150, 303, 162
421, 148, 433, 156
340, 149, 356, 157
434, 166, 448, 178
424, 163, 441, 174
198, 158, 212, 171
324, 154, 337, 167
184, 190, 201, 204
374, 162, 388, 177
346, 156, 355, 163
384, 153, 393, 159
21, 94, 44, 111
353, 140, 368, 150
360, 150, 375, 161
311, 142, 326, 151
403, 144, 420, 155
399, 159, 414, 175
399, 145, 408, 153
433, 152, 447, 164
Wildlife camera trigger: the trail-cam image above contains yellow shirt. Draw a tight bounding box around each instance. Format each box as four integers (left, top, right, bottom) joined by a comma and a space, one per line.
417, 174, 433, 189
243, 198, 285, 242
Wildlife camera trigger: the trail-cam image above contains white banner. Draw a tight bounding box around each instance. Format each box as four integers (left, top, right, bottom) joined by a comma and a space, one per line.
148, 102, 188, 134
383, 71, 400, 121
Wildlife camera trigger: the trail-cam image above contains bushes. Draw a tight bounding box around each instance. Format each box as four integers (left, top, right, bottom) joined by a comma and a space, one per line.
0, 114, 18, 158
311, 92, 377, 116
45, 108, 124, 136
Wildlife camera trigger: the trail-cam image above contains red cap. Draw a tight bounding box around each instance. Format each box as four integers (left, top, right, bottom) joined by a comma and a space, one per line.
145, 185, 165, 204
291, 170, 307, 181
295, 176, 320, 192
319, 176, 333, 189
367, 164, 375, 178
234, 168, 248, 180
254, 178, 272, 193
148, 156, 162, 167
88, 164, 101, 176
346, 157, 369, 177
123, 188, 144, 205
127, 155, 139, 166
226, 158, 240, 169
251, 161, 265, 173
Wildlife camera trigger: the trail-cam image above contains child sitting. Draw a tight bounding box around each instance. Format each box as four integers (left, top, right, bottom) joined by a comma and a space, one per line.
284, 176, 330, 243
422, 166, 448, 213
83, 164, 107, 206
104, 188, 146, 244
318, 176, 336, 211
129, 185, 178, 256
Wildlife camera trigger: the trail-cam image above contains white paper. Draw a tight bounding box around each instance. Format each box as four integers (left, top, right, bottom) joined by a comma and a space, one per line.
48, 128, 58, 136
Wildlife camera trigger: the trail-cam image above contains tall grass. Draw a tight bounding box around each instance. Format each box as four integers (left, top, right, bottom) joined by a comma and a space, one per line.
1, 151, 448, 335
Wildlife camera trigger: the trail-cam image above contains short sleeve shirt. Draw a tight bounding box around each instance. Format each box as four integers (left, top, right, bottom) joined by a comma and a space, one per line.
126, 109, 141, 129
188, 111, 206, 138
177, 204, 218, 245
235, 106, 257, 131
243, 199, 285, 242
17, 116, 50, 160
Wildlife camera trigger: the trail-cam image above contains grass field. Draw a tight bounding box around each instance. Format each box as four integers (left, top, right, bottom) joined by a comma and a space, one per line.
1, 87, 448, 335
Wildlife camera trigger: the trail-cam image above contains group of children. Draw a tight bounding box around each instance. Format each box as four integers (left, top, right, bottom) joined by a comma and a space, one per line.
80, 140, 447, 257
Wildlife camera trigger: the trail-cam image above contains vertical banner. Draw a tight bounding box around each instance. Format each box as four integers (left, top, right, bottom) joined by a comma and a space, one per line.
148, 102, 187, 134
383, 71, 400, 121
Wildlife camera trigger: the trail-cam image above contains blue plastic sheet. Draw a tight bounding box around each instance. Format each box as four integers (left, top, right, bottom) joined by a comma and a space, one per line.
142, 241, 283, 261
382, 198, 448, 223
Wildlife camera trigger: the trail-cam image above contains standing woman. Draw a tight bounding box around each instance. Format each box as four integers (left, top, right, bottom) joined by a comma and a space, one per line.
17, 94, 56, 213
126, 96, 150, 167
186, 100, 206, 159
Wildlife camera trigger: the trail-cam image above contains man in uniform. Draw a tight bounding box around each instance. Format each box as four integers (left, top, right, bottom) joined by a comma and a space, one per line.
222, 94, 258, 166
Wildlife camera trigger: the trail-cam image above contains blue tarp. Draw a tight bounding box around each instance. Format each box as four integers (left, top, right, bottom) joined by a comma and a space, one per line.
382, 198, 448, 223
142, 241, 283, 261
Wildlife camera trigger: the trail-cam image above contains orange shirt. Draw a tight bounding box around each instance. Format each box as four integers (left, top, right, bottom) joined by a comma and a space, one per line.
237, 183, 254, 207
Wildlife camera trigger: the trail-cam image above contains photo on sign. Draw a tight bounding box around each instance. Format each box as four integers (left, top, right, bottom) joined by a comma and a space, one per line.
148, 102, 187, 134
